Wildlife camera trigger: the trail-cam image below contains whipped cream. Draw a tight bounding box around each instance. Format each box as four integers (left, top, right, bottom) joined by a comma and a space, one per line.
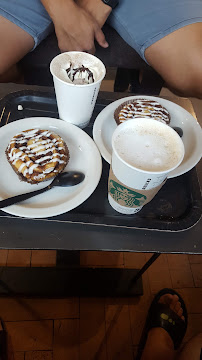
50, 52, 105, 85
66, 63, 94, 85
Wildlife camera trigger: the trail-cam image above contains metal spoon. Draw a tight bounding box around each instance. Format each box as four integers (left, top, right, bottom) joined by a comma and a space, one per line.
172, 126, 183, 137
0, 171, 85, 208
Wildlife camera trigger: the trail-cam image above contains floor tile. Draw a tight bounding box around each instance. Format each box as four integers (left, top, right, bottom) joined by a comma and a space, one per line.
190, 263, 202, 287
105, 298, 133, 360
80, 298, 107, 360
5, 321, 53, 352
129, 273, 152, 346
100, 80, 114, 92
0, 249, 8, 266
25, 351, 52, 360
7, 331, 15, 360
169, 269, 194, 288
31, 251, 56, 267
183, 314, 202, 343
145, 253, 167, 265
188, 255, 202, 264
145, 254, 172, 294
0, 298, 79, 321
124, 252, 147, 269
167, 254, 191, 269
13, 352, 25, 360
167, 254, 195, 288
80, 251, 124, 267
53, 319, 79, 360
7, 250, 31, 267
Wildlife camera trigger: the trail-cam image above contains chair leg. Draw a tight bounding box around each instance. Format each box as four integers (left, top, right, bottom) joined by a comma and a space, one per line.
131, 68, 164, 95
114, 68, 139, 92
114, 67, 164, 95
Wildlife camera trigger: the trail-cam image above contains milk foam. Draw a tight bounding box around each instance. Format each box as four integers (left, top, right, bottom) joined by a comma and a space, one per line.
114, 121, 184, 172
50, 52, 105, 85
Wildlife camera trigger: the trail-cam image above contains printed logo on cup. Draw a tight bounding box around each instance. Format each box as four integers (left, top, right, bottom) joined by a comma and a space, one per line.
108, 168, 166, 209
109, 180, 147, 208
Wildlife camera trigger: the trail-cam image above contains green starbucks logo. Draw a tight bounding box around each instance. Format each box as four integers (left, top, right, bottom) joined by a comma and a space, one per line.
109, 180, 147, 207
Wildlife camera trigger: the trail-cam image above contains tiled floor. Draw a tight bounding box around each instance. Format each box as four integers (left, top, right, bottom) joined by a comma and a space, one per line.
1, 72, 202, 359
0, 250, 202, 360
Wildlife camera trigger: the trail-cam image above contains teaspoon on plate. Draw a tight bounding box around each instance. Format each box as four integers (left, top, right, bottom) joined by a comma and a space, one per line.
0, 171, 85, 208
172, 126, 183, 137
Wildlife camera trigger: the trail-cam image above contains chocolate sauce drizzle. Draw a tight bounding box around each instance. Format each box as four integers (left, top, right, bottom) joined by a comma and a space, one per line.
66, 63, 94, 84
118, 99, 170, 124
6, 129, 69, 184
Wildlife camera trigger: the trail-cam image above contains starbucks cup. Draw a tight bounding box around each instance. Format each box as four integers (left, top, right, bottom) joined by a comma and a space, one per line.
108, 118, 185, 214
50, 51, 106, 128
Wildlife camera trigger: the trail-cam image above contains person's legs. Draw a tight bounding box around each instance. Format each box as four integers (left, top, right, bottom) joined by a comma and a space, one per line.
141, 328, 175, 360
178, 333, 202, 360
0, 0, 53, 82
140, 294, 185, 360
145, 23, 202, 98
108, 0, 202, 99
0, 16, 34, 81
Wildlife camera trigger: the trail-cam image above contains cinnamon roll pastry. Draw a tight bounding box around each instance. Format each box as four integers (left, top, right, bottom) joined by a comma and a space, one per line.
114, 98, 170, 125
6, 129, 69, 184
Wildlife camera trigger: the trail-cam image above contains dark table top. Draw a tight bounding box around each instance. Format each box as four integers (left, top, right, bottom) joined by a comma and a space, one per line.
0, 83, 201, 254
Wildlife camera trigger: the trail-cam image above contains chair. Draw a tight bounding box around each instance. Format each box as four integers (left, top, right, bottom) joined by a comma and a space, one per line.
19, 24, 164, 94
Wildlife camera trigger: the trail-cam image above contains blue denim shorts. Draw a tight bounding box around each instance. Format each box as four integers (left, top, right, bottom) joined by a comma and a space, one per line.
0, 0, 202, 62
0, 0, 53, 48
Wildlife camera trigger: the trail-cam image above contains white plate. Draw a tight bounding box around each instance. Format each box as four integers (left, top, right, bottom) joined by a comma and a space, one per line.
0, 117, 102, 218
93, 95, 202, 178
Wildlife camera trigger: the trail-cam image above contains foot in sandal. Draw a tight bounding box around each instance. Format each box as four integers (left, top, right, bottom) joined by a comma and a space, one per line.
137, 288, 188, 360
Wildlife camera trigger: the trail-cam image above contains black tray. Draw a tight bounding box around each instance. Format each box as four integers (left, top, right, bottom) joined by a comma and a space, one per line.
0, 90, 201, 232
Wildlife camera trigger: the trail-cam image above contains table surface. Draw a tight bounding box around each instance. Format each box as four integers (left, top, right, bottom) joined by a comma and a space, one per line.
0, 83, 201, 254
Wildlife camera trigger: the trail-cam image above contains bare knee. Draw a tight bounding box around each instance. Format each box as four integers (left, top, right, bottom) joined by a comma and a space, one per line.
191, 333, 202, 343
145, 23, 202, 99
0, 61, 12, 77
0, 64, 23, 83
166, 65, 202, 99
0, 16, 34, 81
0, 50, 20, 80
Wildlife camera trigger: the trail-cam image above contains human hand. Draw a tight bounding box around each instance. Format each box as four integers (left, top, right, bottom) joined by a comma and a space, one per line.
41, 0, 109, 53
76, 0, 112, 28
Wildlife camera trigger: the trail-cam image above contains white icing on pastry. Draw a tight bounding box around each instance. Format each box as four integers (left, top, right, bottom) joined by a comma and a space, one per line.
6, 129, 69, 183
118, 99, 170, 124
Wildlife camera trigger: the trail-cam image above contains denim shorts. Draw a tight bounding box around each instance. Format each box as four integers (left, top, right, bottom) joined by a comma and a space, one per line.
0, 0, 53, 48
0, 0, 202, 62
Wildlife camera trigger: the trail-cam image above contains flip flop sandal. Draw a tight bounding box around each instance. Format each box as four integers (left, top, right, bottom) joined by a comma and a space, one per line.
136, 288, 188, 360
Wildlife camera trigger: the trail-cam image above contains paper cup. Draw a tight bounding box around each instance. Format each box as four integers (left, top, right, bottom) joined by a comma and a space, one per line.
50, 51, 106, 128
108, 118, 185, 214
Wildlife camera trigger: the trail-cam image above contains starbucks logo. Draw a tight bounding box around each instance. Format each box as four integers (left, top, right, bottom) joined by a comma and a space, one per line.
109, 180, 147, 207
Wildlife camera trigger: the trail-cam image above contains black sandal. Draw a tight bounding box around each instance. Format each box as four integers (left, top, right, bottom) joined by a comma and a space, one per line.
136, 288, 188, 360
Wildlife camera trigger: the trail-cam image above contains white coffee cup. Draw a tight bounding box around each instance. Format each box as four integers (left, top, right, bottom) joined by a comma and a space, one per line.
50, 51, 106, 128
108, 118, 185, 214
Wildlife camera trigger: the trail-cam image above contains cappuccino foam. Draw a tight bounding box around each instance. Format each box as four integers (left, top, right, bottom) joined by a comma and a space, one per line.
114, 120, 184, 173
